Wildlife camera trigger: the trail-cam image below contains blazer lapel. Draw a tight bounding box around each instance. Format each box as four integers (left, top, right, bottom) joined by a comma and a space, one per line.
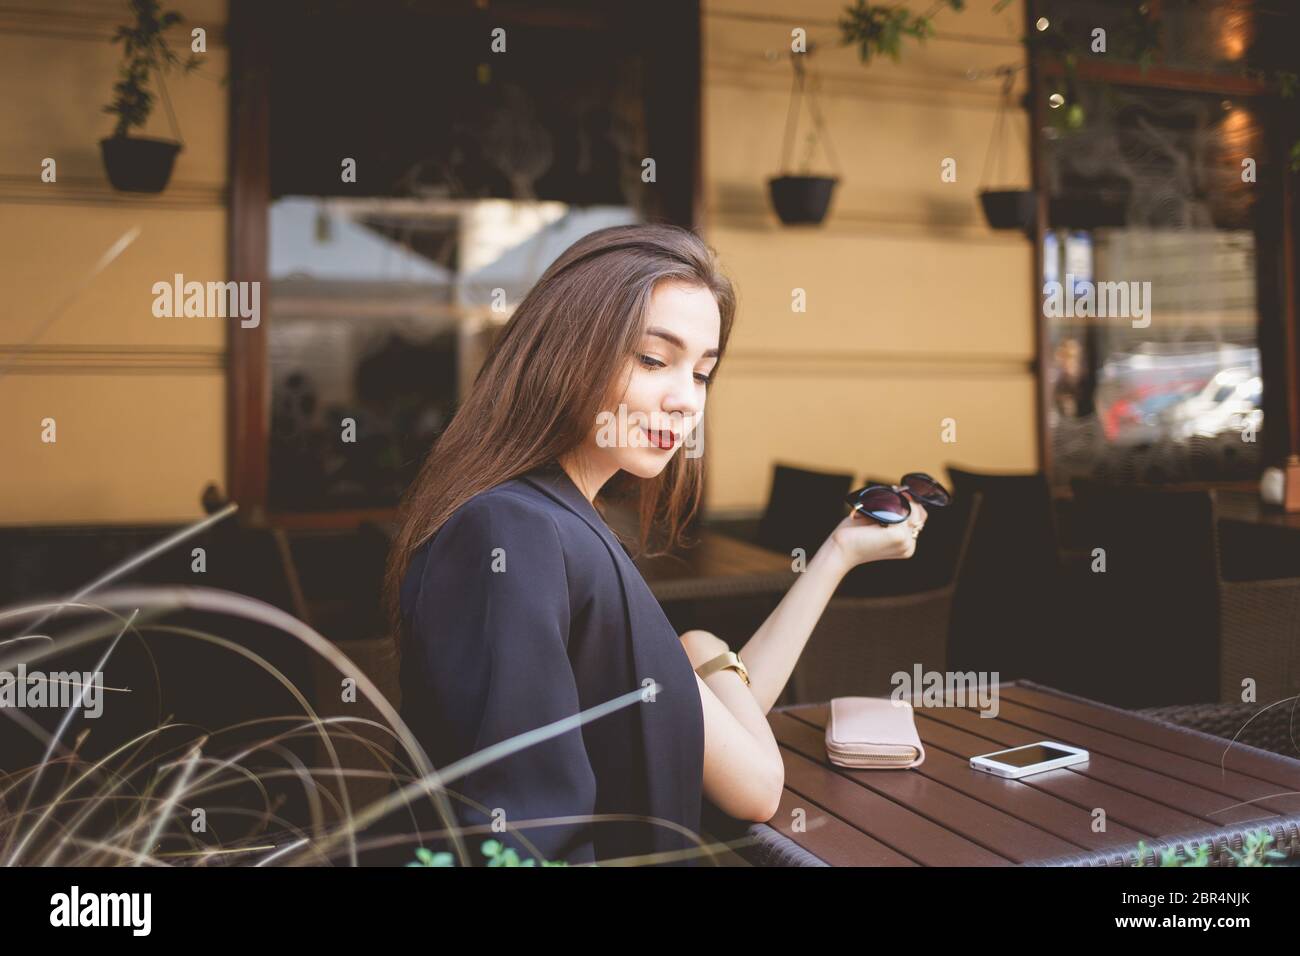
518, 463, 705, 859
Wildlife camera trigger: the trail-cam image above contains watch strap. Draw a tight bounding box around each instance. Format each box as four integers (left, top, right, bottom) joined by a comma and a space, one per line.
696, 649, 751, 685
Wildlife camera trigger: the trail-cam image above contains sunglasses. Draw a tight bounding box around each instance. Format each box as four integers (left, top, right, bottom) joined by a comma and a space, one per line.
843, 472, 952, 525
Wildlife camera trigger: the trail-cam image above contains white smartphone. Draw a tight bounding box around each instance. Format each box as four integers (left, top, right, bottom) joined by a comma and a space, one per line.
970, 741, 1089, 779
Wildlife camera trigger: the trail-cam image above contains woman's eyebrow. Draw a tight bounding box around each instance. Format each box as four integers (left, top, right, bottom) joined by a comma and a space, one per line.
645, 326, 720, 359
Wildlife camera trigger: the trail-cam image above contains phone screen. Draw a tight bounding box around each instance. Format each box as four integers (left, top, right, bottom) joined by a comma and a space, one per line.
987, 744, 1074, 767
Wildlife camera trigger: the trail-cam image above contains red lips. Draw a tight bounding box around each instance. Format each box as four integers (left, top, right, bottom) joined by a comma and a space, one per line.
645, 428, 678, 449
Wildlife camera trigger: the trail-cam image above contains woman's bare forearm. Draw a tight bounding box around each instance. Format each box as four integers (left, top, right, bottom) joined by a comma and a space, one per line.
736, 538, 852, 713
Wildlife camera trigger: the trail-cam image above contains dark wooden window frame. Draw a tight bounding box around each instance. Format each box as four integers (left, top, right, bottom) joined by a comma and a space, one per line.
226, 0, 703, 530
1024, 0, 1300, 492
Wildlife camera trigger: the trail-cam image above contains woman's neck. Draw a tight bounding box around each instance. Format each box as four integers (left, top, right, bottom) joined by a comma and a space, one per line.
556, 451, 617, 505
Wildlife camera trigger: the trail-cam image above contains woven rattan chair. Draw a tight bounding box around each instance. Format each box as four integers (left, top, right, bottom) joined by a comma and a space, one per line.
1135, 700, 1300, 761
1219, 571, 1300, 706
1069, 482, 1300, 709
788, 493, 982, 703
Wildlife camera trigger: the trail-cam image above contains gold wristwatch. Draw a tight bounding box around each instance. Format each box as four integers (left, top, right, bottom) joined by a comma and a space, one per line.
695, 650, 751, 686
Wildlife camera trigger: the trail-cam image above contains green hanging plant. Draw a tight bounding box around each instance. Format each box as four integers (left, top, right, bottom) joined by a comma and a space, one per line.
838, 0, 1016, 65
103, 0, 200, 139
99, 0, 201, 193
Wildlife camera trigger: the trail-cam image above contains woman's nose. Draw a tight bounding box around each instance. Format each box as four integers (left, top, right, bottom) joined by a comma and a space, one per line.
663, 370, 702, 417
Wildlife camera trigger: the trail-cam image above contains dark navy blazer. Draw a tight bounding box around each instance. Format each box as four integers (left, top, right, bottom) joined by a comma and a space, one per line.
398, 460, 705, 866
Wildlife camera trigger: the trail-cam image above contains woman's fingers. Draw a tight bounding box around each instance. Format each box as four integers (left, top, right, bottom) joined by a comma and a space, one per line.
908, 502, 928, 530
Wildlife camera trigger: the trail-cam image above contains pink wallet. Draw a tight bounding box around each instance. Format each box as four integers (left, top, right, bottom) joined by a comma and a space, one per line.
824, 696, 926, 769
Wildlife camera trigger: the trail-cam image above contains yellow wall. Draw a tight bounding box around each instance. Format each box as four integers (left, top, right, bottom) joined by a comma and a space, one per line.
0, 0, 1035, 524
0, 0, 228, 525
700, 0, 1038, 513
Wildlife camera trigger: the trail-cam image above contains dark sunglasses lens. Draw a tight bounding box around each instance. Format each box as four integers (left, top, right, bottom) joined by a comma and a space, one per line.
902, 473, 951, 506
852, 487, 910, 523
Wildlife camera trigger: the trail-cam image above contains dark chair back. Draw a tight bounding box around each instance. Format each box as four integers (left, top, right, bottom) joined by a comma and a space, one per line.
757, 463, 854, 559
1067, 480, 1220, 706
944, 465, 1064, 682
839, 475, 975, 598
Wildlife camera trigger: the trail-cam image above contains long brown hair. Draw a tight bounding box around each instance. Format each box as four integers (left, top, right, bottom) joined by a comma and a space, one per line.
381, 222, 737, 638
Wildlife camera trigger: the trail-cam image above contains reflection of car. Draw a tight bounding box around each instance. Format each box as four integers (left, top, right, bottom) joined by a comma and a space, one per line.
1100, 379, 1204, 444
1163, 367, 1263, 440
1093, 347, 1261, 446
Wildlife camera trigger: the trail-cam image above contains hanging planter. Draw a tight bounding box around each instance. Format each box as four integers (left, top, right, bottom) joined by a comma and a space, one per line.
100, 135, 182, 193
977, 66, 1036, 235
768, 175, 839, 225
979, 189, 1037, 231
767, 44, 840, 226
100, 0, 198, 194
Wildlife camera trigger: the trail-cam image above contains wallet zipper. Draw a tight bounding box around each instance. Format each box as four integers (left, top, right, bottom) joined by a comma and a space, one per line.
826, 745, 917, 762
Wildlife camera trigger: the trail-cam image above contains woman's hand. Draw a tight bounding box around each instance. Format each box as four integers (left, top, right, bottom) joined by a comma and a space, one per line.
829, 500, 927, 569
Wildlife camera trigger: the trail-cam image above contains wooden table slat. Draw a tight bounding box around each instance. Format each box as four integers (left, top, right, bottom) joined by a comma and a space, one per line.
772, 713, 1082, 863
760, 682, 1300, 866
775, 740, 1012, 866
907, 703, 1285, 829
783, 706, 1156, 854
759, 789, 919, 867
962, 697, 1300, 816
1001, 683, 1300, 790
636, 530, 796, 602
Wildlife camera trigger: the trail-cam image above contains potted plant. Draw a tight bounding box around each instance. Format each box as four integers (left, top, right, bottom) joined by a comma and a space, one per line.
100, 0, 199, 193
972, 64, 1038, 234
768, 45, 840, 226
837, 1, 1027, 231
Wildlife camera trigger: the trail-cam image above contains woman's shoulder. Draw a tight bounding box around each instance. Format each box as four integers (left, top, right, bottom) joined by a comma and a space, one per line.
449, 474, 621, 551
407, 479, 564, 571
399, 477, 597, 620
451, 477, 561, 525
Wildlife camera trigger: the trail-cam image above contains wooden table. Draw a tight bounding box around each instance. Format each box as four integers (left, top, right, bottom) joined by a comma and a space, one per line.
1215, 489, 1300, 531
718, 680, 1300, 866
636, 530, 796, 602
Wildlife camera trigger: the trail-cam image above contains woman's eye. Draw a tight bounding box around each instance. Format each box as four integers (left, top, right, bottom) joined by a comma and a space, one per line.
639, 353, 710, 385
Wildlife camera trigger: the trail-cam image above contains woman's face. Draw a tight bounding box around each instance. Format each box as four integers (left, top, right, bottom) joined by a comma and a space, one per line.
582, 279, 722, 486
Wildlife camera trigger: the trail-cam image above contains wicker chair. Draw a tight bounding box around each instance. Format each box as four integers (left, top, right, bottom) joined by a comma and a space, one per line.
788, 493, 982, 703
1135, 700, 1300, 761
1069, 482, 1300, 709
1218, 571, 1300, 706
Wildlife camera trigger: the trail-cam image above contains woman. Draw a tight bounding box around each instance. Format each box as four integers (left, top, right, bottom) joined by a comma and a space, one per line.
382, 223, 926, 867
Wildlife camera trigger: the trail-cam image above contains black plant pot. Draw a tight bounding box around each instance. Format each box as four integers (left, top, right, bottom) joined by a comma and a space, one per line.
100, 135, 182, 193
768, 175, 838, 226
979, 189, 1037, 234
